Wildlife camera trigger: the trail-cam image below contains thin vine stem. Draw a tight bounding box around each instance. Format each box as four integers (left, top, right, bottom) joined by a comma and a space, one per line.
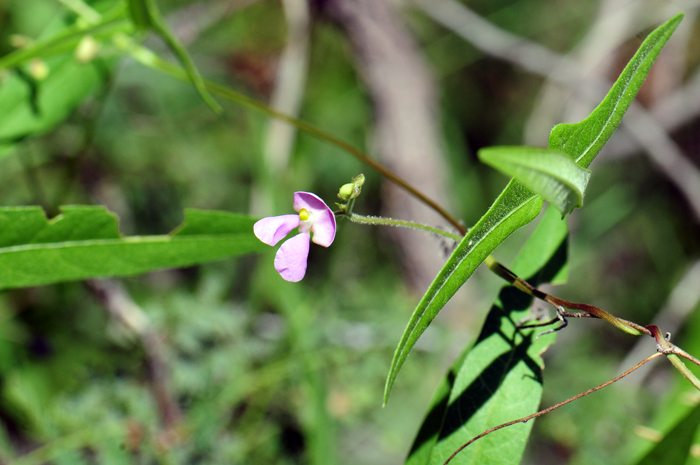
112, 30, 699, 360
115, 38, 468, 235
443, 352, 663, 465
341, 212, 462, 242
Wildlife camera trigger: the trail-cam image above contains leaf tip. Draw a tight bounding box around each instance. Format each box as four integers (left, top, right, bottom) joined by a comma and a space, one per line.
383, 369, 396, 406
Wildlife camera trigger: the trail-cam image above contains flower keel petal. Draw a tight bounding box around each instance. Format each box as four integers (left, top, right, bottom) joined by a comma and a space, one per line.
274, 232, 310, 282
254, 215, 300, 246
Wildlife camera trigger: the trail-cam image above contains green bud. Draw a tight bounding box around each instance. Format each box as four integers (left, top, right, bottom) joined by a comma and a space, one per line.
29, 59, 49, 81
75, 36, 100, 64
338, 183, 354, 200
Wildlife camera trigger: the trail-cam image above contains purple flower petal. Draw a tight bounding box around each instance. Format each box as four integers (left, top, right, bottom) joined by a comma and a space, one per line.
292, 192, 336, 247
254, 214, 300, 246
274, 232, 310, 282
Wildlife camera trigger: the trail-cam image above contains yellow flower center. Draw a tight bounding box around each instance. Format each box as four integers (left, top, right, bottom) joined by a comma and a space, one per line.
299, 208, 310, 221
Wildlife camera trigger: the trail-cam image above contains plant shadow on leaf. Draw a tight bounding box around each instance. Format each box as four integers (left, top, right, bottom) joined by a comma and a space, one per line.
407, 217, 567, 465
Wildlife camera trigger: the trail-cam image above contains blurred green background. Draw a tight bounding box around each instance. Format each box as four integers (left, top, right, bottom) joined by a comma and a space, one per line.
0, 0, 700, 463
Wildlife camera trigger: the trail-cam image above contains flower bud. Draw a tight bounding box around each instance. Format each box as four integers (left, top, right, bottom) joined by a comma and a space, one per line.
338, 183, 354, 200
29, 59, 49, 81
352, 173, 365, 189
75, 36, 100, 64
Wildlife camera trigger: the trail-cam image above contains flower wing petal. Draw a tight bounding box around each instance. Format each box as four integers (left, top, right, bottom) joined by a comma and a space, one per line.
254, 215, 300, 246
293, 192, 336, 247
274, 232, 310, 282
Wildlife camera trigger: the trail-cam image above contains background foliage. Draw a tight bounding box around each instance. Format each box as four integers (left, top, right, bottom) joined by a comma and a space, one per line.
0, 0, 699, 464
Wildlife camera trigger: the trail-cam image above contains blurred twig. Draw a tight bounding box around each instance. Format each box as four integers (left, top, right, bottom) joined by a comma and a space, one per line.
413, 0, 700, 222
85, 279, 182, 429
324, 0, 454, 288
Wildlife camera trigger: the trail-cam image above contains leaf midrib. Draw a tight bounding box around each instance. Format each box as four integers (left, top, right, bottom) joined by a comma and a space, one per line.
0, 233, 252, 253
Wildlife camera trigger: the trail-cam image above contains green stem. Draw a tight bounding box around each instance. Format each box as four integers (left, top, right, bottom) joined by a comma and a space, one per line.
343, 212, 462, 242
648, 325, 700, 391
667, 354, 700, 391
0, 14, 131, 71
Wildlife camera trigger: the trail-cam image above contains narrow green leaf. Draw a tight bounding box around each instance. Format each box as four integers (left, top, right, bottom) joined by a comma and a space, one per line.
479, 146, 590, 217
550, 13, 683, 167
0, 206, 265, 289
405, 206, 568, 465
384, 14, 681, 403
384, 182, 544, 404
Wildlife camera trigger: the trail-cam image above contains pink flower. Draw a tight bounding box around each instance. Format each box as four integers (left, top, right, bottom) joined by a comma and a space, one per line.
254, 192, 336, 282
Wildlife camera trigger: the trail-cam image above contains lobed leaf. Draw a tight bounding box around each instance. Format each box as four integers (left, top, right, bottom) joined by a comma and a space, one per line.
384, 13, 683, 403
0, 206, 265, 289
479, 146, 590, 217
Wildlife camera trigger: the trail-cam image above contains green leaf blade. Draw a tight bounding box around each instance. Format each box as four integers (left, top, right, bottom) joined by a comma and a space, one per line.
549, 13, 683, 167
0, 207, 266, 290
479, 146, 591, 216
385, 13, 682, 404
406, 206, 568, 465
384, 181, 544, 404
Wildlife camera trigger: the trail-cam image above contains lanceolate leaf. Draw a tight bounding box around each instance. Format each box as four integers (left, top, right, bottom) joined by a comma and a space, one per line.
384, 14, 682, 403
550, 13, 683, 167
479, 146, 590, 217
0, 206, 265, 289
405, 206, 568, 465
384, 182, 544, 404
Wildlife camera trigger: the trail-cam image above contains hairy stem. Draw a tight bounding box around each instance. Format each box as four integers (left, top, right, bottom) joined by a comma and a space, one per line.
342, 212, 462, 242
